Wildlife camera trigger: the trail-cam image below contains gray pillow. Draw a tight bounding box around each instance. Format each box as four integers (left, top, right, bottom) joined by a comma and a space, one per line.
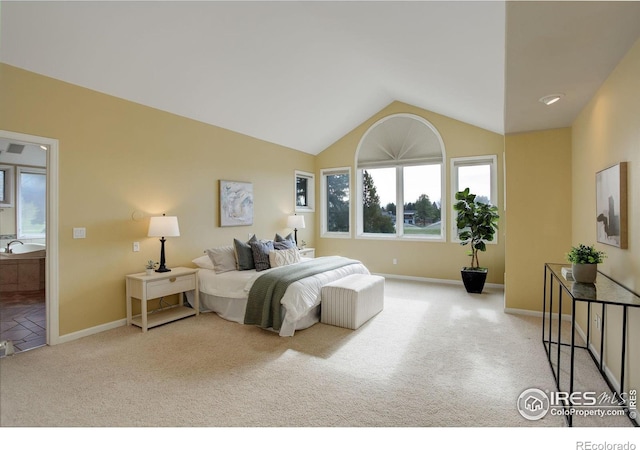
205, 246, 237, 273
274, 239, 295, 250
233, 235, 257, 270
250, 240, 274, 272
275, 233, 296, 246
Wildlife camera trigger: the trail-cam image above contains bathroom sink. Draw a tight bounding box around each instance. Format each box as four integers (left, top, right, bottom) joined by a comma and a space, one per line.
0, 243, 46, 259
7, 243, 46, 253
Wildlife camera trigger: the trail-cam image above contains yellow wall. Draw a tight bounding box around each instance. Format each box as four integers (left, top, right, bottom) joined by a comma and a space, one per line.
315, 101, 506, 283
0, 63, 315, 335
571, 38, 640, 395
504, 128, 572, 312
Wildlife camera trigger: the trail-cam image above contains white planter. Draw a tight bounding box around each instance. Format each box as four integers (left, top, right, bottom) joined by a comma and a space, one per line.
572, 263, 597, 283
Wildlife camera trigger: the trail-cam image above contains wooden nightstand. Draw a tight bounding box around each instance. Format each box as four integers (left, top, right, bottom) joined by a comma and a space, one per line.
125, 267, 199, 332
299, 248, 315, 258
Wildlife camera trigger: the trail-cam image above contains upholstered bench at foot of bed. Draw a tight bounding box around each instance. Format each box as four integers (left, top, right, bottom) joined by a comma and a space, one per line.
320, 274, 384, 329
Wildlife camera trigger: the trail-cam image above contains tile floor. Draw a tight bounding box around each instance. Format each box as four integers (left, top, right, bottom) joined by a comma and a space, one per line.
0, 290, 46, 356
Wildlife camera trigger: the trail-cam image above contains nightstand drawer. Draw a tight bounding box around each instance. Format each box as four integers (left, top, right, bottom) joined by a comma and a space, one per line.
146, 274, 195, 299
299, 248, 315, 258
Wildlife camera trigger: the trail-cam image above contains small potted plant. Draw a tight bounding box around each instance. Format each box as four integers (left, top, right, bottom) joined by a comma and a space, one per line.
566, 244, 606, 283
453, 188, 500, 294
145, 260, 158, 275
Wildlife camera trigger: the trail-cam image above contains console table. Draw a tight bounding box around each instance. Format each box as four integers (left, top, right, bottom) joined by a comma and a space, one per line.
543, 263, 639, 427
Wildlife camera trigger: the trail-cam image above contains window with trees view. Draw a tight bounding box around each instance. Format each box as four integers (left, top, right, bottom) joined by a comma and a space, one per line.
295, 170, 314, 213
355, 114, 445, 240
451, 155, 498, 241
321, 168, 350, 236
359, 164, 443, 238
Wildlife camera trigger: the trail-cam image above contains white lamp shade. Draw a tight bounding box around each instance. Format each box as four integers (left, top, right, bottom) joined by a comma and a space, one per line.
148, 216, 180, 237
287, 215, 305, 229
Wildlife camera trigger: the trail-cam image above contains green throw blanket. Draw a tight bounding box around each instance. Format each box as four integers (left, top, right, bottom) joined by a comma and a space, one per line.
244, 256, 360, 331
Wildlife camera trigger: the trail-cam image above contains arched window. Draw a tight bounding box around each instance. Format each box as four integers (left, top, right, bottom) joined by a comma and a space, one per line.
355, 114, 446, 240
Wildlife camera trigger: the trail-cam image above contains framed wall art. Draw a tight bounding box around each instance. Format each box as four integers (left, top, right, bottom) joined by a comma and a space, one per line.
219, 180, 253, 227
595, 162, 627, 249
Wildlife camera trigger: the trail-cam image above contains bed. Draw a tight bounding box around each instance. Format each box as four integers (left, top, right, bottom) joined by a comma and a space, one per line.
186, 245, 370, 336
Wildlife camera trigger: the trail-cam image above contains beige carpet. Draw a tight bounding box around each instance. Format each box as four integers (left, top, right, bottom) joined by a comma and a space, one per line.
0, 278, 633, 430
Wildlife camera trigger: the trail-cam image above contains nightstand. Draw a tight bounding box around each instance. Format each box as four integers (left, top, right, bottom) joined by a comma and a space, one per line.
299, 248, 315, 258
125, 267, 199, 332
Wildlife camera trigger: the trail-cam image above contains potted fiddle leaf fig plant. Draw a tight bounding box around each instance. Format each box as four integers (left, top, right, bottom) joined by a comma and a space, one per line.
566, 244, 606, 283
453, 188, 500, 294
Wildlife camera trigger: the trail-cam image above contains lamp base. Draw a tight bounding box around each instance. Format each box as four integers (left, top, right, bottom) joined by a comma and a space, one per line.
155, 237, 171, 272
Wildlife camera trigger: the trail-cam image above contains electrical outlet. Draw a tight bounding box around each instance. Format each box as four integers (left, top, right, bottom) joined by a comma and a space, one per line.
133, 242, 140, 252
393, 258, 398, 265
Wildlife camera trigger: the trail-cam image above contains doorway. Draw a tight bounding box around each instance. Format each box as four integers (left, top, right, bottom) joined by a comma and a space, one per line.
0, 130, 59, 354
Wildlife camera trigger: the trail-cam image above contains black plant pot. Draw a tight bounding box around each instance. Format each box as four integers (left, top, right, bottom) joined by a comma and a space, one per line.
461, 268, 488, 294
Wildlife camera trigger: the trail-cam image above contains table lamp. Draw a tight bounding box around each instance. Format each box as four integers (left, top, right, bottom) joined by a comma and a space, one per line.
148, 214, 180, 272
287, 214, 305, 248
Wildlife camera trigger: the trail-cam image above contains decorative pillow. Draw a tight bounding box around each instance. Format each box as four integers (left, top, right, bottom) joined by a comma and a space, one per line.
269, 248, 301, 268
205, 246, 237, 273
274, 239, 295, 250
250, 239, 274, 272
233, 235, 257, 271
275, 233, 296, 244
192, 254, 215, 270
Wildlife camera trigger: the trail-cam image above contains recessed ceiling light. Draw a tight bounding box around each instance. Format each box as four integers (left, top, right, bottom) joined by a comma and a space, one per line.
539, 94, 564, 106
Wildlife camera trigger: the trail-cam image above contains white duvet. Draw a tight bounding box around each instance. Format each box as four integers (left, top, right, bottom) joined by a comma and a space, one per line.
196, 257, 370, 333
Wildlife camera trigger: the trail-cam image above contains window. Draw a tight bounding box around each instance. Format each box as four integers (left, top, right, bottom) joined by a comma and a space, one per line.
361, 167, 395, 234
17, 167, 46, 239
321, 167, 350, 237
295, 170, 314, 213
451, 155, 498, 240
0, 165, 14, 207
356, 114, 445, 240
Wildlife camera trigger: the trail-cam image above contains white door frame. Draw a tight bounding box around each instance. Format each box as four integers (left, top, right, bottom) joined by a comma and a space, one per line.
0, 130, 60, 345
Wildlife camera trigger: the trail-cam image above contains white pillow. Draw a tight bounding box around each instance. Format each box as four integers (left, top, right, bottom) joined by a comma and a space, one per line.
269, 248, 301, 268
206, 246, 237, 273
192, 254, 215, 270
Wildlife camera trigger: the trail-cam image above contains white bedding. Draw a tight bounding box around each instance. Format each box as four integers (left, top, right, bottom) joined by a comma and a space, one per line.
186, 257, 370, 336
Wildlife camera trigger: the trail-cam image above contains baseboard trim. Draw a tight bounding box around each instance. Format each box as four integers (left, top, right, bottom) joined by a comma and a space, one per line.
375, 272, 504, 290
504, 307, 572, 322
57, 318, 126, 345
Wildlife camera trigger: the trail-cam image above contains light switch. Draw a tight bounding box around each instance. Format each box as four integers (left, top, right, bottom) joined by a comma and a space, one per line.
73, 227, 86, 239
133, 242, 140, 252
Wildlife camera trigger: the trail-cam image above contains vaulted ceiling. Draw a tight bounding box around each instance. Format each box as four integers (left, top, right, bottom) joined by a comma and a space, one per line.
2, 1, 640, 155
